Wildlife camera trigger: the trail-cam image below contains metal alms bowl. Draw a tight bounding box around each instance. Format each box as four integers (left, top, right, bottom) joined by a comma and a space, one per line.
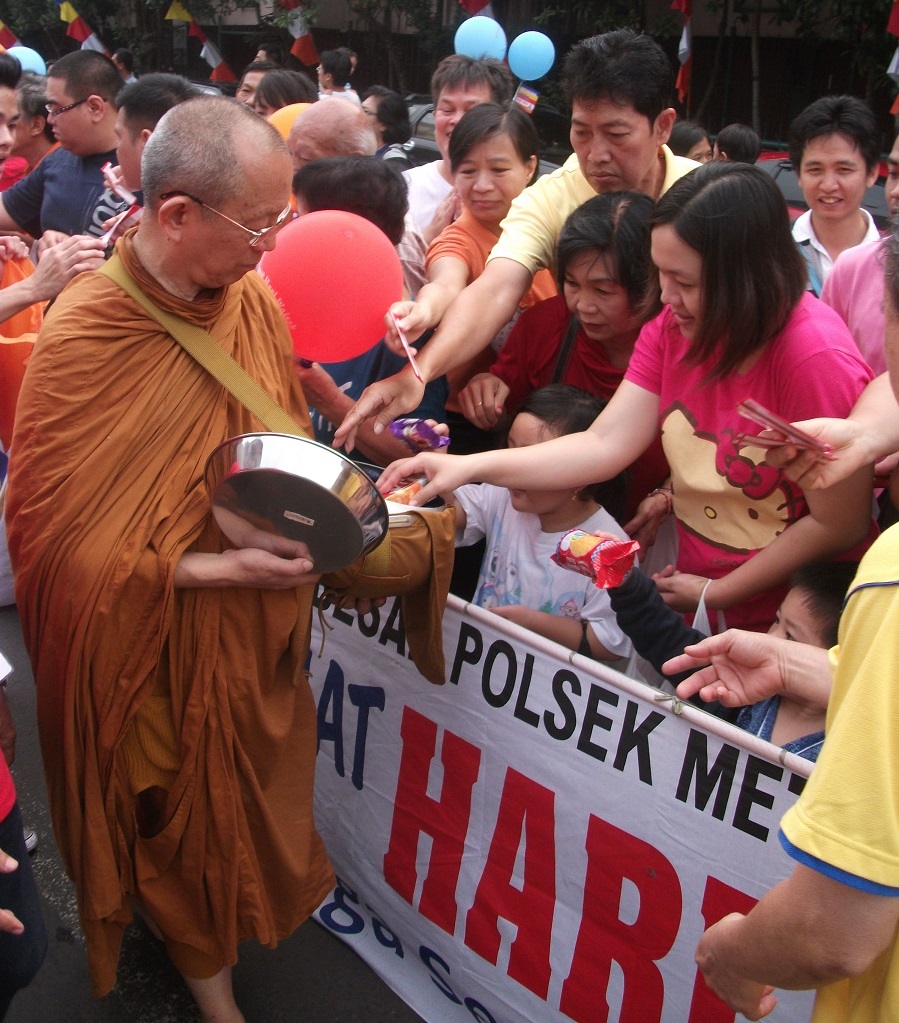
204, 433, 389, 574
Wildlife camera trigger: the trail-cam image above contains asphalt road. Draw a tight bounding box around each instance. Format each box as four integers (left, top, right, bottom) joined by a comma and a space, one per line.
1, 605, 424, 1023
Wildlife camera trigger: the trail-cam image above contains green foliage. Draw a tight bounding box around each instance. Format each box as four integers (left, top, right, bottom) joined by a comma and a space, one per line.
766, 0, 895, 95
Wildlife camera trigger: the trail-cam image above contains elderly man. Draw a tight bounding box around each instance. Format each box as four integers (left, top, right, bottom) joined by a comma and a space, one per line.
7, 97, 332, 1022
287, 98, 376, 170
0, 50, 121, 239
337, 28, 697, 449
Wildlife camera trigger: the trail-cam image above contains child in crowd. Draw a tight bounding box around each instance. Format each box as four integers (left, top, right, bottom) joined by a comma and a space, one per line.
448, 385, 632, 662
607, 559, 858, 760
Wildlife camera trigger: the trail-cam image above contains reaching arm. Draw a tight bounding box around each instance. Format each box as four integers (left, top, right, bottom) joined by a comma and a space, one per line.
376, 380, 661, 507
0, 236, 106, 322
384, 255, 471, 350
668, 629, 832, 711
764, 374, 899, 489
335, 257, 534, 449
696, 865, 899, 1019
655, 462, 873, 613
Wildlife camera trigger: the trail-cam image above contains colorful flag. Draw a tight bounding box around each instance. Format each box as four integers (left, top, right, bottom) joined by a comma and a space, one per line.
0, 20, 20, 49
164, 3, 237, 81
459, 0, 494, 14
671, 0, 692, 105
57, 1, 107, 53
287, 9, 318, 65
275, 1, 318, 65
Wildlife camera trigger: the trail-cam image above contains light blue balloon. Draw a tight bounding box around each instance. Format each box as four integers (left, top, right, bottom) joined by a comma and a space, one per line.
454, 16, 507, 62
7, 46, 46, 77
508, 32, 555, 81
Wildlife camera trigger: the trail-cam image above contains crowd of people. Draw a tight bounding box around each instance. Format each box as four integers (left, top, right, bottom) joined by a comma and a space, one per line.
0, 22, 895, 1023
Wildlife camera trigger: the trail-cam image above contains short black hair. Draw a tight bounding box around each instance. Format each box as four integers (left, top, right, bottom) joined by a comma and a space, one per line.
430, 54, 514, 107
293, 155, 408, 246
790, 561, 859, 648
652, 161, 807, 380
562, 29, 673, 123
715, 123, 761, 163
788, 95, 880, 172
254, 69, 317, 108
514, 385, 628, 520
256, 42, 285, 66
113, 48, 134, 73
556, 191, 657, 314
448, 103, 539, 182
363, 87, 411, 146
0, 53, 21, 92
319, 49, 352, 88
115, 73, 201, 132
240, 60, 279, 83
49, 50, 123, 103
668, 119, 709, 158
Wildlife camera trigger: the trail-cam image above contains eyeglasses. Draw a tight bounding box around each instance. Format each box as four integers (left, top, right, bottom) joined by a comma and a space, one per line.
45, 98, 88, 118
159, 191, 293, 248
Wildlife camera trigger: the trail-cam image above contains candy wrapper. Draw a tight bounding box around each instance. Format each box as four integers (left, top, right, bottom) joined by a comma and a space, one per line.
384, 475, 428, 505
389, 418, 451, 453
552, 530, 639, 589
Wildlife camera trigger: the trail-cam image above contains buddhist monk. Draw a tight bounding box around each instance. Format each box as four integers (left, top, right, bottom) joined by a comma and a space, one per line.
7, 96, 338, 1022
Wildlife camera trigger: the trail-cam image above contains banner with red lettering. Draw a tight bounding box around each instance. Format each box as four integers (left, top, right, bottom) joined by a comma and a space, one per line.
309, 595, 815, 1023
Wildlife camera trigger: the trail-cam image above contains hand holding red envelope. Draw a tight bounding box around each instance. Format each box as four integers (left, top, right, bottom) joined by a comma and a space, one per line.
259, 211, 404, 364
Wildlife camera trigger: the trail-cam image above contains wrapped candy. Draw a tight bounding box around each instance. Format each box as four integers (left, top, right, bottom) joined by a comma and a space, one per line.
389, 417, 451, 453
384, 475, 428, 505
552, 529, 640, 589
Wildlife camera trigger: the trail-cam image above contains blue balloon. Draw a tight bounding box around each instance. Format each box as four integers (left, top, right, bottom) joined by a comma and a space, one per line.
7, 46, 46, 77
454, 16, 507, 62
508, 32, 555, 82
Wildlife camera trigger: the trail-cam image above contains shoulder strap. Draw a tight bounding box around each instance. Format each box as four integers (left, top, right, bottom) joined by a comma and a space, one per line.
797, 240, 823, 298
550, 313, 581, 385
99, 253, 308, 438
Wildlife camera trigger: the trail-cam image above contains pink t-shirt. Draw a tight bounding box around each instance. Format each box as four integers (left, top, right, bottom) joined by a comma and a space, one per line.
821, 237, 886, 376
625, 294, 873, 631
0, 754, 13, 820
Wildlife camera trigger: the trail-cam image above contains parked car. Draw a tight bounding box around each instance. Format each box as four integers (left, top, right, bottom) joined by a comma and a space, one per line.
402, 96, 572, 178
756, 152, 889, 228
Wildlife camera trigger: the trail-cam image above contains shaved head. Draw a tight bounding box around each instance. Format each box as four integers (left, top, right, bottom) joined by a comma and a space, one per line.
288, 98, 376, 169
142, 96, 288, 208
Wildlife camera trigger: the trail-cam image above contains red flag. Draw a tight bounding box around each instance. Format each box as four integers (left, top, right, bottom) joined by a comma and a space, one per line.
890, 1, 899, 37
459, 0, 491, 11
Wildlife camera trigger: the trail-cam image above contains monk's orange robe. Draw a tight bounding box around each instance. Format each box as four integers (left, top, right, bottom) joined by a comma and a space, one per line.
7, 232, 334, 994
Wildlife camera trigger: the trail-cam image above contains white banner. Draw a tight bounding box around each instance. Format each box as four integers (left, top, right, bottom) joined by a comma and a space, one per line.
309, 595, 815, 1023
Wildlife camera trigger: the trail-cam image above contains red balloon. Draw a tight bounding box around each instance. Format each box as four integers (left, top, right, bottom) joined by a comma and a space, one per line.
259, 210, 403, 363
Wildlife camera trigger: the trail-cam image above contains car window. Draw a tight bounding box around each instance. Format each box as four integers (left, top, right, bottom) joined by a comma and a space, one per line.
417, 112, 436, 144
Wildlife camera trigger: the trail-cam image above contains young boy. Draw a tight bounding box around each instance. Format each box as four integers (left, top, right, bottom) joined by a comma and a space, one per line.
608, 560, 858, 760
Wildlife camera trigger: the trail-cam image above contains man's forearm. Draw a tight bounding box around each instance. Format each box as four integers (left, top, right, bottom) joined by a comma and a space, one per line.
416, 258, 533, 382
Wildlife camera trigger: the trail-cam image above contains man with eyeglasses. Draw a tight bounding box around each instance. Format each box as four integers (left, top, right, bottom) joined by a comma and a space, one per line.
6, 96, 337, 1021
0, 50, 121, 242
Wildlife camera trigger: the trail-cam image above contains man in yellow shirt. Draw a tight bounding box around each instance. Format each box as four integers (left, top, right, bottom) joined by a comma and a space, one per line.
337, 28, 697, 447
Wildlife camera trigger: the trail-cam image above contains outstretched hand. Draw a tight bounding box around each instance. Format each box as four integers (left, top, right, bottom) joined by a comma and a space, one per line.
378, 451, 473, 507
333, 369, 425, 453
762, 418, 873, 490
666, 629, 790, 707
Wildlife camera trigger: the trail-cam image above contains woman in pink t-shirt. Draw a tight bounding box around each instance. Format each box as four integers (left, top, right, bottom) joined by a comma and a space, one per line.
380, 162, 875, 632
